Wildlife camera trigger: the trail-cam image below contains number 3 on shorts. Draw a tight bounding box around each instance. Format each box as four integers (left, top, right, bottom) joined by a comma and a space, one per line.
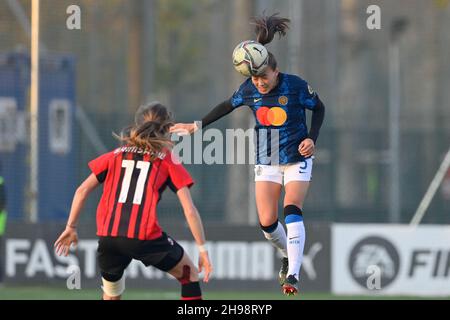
299, 160, 307, 174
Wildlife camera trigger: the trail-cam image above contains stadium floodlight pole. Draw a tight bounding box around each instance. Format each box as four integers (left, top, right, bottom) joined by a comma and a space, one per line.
410, 147, 450, 226
388, 18, 408, 223
227, 0, 253, 225
246, 0, 275, 226
388, 32, 400, 223
29, 0, 40, 223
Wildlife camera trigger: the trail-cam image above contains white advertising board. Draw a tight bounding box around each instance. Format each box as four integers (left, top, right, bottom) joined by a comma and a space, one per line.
332, 224, 450, 296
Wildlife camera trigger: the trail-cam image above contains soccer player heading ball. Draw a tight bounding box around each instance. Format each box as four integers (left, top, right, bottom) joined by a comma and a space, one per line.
171, 13, 325, 296
55, 102, 212, 300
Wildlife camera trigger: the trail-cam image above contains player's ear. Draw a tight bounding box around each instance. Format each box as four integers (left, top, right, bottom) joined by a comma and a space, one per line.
268, 67, 278, 78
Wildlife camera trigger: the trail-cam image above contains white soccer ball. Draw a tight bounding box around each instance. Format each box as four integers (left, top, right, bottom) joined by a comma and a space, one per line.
232, 40, 269, 77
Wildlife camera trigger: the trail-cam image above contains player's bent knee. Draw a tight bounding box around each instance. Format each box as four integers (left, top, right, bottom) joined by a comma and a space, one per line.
101, 275, 125, 297
101, 271, 123, 282
260, 220, 278, 235
283, 205, 303, 223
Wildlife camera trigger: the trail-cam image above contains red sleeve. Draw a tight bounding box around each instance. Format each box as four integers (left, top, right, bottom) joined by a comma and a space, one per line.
166, 153, 194, 191
88, 150, 115, 183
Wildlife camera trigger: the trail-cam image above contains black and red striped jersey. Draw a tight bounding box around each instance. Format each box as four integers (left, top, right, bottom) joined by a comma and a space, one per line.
88, 146, 194, 240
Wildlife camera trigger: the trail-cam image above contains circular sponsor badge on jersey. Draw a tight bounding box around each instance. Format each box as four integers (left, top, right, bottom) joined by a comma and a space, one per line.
278, 96, 288, 106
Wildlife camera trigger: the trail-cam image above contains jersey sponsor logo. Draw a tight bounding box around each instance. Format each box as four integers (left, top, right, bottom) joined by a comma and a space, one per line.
253, 98, 262, 103
278, 96, 288, 106
308, 85, 315, 95
256, 106, 287, 127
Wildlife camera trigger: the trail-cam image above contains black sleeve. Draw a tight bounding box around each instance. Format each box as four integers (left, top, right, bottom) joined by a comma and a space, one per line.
307, 97, 325, 143
200, 99, 235, 128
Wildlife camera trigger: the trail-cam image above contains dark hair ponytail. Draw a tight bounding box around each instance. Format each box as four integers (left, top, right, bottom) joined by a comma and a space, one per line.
251, 13, 290, 71
251, 13, 290, 46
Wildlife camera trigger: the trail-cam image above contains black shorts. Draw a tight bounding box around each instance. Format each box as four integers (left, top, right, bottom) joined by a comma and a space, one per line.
97, 232, 184, 279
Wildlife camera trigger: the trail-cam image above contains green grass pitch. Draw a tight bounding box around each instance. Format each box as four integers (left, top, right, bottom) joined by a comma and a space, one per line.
0, 286, 448, 300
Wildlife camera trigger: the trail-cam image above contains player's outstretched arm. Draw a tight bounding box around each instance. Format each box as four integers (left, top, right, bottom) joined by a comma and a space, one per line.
54, 173, 99, 256
170, 122, 198, 135
176, 186, 212, 282
169, 99, 235, 136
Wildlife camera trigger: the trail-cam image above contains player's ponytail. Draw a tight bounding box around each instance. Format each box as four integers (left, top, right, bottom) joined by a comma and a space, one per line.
251, 13, 290, 45
251, 13, 290, 71
116, 102, 174, 160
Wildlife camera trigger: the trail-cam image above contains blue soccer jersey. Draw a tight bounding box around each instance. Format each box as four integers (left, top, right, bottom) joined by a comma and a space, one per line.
230, 73, 319, 165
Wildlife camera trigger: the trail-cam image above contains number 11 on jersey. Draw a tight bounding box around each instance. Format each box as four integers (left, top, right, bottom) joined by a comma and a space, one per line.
118, 160, 151, 205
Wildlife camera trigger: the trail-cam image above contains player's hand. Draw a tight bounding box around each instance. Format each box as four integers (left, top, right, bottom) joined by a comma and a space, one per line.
298, 138, 315, 158
198, 251, 212, 283
169, 123, 197, 136
54, 227, 78, 256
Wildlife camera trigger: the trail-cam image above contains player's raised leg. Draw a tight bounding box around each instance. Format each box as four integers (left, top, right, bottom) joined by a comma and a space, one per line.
255, 180, 288, 284
97, 237, 133, 300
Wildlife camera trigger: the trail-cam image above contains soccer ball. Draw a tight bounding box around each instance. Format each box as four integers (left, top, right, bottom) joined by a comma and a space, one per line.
232, 40, 269, 77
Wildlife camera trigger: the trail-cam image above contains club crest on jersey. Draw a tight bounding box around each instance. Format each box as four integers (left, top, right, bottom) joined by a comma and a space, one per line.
278, 96, 288, 106
256, 166, 262, 176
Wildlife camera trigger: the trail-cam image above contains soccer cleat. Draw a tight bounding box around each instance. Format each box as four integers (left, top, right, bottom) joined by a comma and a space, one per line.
278, 257, 289, 286
282, 275, 299, 296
